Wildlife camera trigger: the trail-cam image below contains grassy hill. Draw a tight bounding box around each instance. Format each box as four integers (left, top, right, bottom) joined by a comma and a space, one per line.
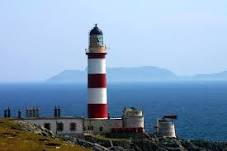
0, 119, 90, 151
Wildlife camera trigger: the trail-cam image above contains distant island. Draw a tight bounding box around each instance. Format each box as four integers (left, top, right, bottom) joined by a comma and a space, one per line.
47, 66, 227, 83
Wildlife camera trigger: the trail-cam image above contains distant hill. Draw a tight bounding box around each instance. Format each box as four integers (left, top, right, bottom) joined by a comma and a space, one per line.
107, 67, 177, 82
194, 71, 227, 81
48, 70, 86, 83
47, 67, 227, 83
47, 66, 177, 83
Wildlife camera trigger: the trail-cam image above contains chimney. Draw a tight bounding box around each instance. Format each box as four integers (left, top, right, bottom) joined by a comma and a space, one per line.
54, 106, 58, 118
32, 107, 36, 117
29, 107, 33, 117
4, 109, 7, 118
35, 107, 39, 117
26, 107, 28, 117
57, 106, 61, 117
108, 112, 110, 119
18, 110, 22, 119
7, 107, 11, 118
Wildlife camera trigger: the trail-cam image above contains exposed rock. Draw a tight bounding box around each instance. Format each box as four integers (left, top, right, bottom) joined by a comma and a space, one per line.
17, 121, 55, 138
80, 134, 227, 151
14, 121, 227, 151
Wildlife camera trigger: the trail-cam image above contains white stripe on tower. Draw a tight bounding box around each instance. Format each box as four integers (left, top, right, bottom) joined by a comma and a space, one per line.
88, 88, 107, 104
88, 58, 106, 74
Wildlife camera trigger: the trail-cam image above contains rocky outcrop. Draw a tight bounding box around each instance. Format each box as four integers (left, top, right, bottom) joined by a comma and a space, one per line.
17, 121, 55, 138
81, 134, 227, 151
14, 121, 227, 151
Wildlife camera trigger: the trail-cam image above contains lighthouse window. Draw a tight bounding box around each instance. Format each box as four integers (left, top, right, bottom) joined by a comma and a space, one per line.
97, 35, 103, 45
99, 127, 103, 132
44, 123, 51, 130
57, 122, 64, 132
88, 126, 93, 130
70, 122, 77, 131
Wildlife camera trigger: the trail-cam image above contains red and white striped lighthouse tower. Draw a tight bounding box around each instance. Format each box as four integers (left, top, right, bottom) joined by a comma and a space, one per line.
86, 24, 108, 119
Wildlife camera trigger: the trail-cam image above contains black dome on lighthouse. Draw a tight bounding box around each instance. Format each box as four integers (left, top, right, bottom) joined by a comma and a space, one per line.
89, 24, 103, 35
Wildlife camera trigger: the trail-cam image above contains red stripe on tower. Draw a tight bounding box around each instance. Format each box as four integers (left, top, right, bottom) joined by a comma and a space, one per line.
88, 74, 106, 88
88, 104, 108, 118
87, 53, 106, 58
86, 24, 108, 119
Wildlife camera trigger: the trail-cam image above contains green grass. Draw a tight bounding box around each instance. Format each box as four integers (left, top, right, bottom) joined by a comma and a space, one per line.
0, 119, 90, 151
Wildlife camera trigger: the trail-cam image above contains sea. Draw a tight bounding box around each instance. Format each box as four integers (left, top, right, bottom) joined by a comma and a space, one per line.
0, 81, 227, 140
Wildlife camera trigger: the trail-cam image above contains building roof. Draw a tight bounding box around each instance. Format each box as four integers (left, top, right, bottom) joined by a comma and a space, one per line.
89, 24, 103, 35
15, 116, 84, 120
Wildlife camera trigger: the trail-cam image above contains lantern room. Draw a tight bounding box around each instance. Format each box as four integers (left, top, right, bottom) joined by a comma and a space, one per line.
88, 24, 106, 53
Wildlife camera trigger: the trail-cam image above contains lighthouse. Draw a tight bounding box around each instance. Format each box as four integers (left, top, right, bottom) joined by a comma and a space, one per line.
86, 24, 108, 119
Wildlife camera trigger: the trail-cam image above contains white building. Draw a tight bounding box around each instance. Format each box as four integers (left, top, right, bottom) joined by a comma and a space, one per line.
156, 115, 177, 138
17, 107, 144, 136
23, 117, 84, 136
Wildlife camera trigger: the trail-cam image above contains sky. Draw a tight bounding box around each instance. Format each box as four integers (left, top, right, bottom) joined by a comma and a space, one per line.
0, 0, 227, 82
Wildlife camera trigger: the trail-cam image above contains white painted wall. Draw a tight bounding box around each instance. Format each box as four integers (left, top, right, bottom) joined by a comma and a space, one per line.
157, 120, 176, 138
24, 118, 84, 135
123, 116, 144, 128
